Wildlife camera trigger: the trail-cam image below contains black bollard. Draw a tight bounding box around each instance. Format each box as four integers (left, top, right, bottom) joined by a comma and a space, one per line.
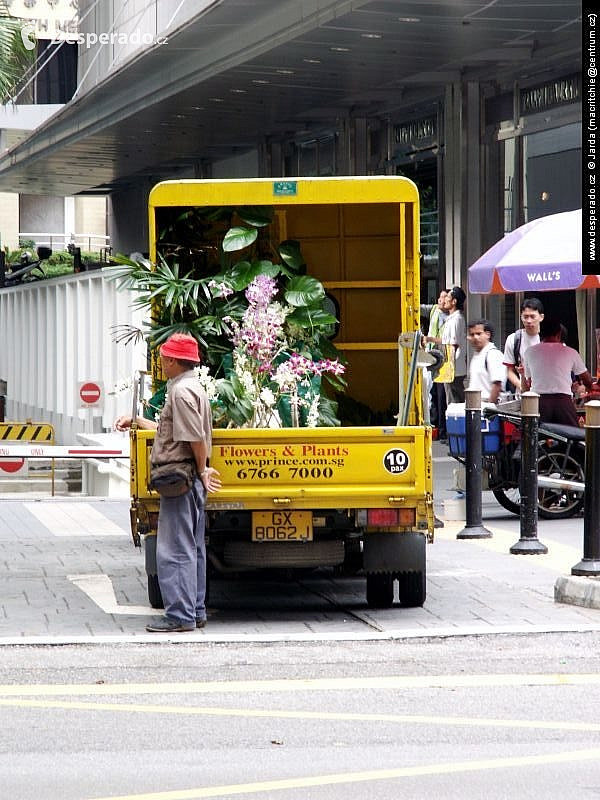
572, 400, 600, 575
510, 391, 548, 554
458, 388, 492, 539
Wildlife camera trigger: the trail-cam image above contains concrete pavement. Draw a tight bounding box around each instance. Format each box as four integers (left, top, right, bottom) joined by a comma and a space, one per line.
0, 440, 598, 644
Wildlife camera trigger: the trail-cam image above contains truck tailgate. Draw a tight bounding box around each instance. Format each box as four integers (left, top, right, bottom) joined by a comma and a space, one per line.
132, 426, 431, 508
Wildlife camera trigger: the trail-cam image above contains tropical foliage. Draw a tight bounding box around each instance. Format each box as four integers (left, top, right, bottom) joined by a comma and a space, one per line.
109, 205, 346, 427
0, 5, 35, 103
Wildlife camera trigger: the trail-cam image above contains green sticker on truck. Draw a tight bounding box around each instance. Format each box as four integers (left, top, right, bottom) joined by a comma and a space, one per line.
273, 181, 297, 196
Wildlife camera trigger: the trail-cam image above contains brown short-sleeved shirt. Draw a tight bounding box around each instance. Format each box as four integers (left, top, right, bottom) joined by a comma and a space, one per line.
151, 370, 212, 465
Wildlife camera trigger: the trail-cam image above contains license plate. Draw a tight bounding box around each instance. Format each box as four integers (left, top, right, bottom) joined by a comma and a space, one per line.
252, 511, 313, 542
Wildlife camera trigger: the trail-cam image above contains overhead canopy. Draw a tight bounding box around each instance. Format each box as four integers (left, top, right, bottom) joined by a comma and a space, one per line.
0, 0, 583, 195
468, 210, 599, 294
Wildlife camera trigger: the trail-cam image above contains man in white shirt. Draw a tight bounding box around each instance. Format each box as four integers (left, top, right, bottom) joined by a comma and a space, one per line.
502, 297, 544, 394
441, 285, 467, 404
467, 319, 506, 404
522, 315, 593, 426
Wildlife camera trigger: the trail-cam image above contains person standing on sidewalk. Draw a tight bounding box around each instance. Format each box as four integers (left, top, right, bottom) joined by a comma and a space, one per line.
502, 297, 544, 395
115, 333, 221, 633
466, 319, 506, 404
521, 315, 593, 426
422, 288, 449, 439
441, 286, 467, 405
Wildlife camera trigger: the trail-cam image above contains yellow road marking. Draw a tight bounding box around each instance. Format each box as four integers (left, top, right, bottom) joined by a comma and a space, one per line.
86, 748, 600, 800
0, 672, 598, 698
1, 697, 600, 733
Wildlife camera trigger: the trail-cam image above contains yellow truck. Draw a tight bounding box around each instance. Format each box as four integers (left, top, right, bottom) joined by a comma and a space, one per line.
127, 176, 434, 610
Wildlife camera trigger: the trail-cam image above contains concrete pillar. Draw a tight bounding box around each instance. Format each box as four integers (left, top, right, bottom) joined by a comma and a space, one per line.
443, 80, 483, 315
0, 192, 19, 250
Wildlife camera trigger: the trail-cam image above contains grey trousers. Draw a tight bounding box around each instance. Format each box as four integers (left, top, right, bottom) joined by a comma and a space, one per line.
156, 477, 207, 624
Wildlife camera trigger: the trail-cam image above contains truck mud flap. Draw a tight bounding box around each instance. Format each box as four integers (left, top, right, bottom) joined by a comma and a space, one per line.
363, 531, 425, 574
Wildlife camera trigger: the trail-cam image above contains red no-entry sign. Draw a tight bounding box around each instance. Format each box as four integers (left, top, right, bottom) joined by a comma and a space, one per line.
78, 381, 103, 408
0, 457, 26, 474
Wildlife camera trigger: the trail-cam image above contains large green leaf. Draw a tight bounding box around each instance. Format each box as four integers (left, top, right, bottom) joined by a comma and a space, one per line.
278, 240, 305, 271
286, 307, 337, 328
222, 226, 258, 252
226, 260, 263, 290
316, 396, 342, 427
284, 276, 325, 307
236, 207, 274, 227
252, 260, 280, 278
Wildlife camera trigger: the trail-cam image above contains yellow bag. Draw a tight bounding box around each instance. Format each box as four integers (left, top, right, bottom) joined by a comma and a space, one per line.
433, 344, 455, 383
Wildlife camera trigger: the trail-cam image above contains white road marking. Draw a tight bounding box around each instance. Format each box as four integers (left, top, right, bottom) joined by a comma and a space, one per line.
67, 573, 152, 616
2, 675, 600, 800
4, 671, 600, 698
82, 749, 600, 800
24, 502, 126, 536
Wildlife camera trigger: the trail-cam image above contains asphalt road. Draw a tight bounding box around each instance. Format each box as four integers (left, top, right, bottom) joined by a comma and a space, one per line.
2, 634, 600, 800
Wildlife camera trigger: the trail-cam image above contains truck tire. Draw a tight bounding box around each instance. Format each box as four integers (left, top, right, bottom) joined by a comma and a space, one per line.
397, 570, 426, 607
366, 573, 394, 608
339, 540, 363, 576
148, 574, 163, 609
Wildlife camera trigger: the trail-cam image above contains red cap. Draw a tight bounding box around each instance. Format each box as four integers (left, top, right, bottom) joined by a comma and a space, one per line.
159, 333, 200, 362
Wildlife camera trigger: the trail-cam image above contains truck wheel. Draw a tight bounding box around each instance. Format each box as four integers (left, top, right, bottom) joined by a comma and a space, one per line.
148, 574, 164, 609
366, 573, 394, 608
397, 570, 426, 607
340, 540, 363, 576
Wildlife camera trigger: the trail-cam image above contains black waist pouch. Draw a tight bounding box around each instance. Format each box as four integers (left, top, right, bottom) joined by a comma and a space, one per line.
149, 461, 196, 497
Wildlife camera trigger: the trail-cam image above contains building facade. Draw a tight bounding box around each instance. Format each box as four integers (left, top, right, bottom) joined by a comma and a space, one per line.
0, 1, 593, 363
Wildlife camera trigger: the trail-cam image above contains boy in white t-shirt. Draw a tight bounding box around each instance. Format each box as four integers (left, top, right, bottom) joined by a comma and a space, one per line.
502, 297, 544, 394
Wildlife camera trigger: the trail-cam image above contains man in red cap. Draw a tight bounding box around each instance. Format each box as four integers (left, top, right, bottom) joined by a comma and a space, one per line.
115, 333, 221, 632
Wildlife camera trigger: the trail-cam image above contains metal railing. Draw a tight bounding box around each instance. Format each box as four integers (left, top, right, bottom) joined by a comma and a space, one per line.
19, 232, 110, 253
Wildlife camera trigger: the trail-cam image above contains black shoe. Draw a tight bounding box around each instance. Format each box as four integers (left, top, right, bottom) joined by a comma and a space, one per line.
196, 617, 207, 628
146, 617, 195, 633
434, 516, 445, 529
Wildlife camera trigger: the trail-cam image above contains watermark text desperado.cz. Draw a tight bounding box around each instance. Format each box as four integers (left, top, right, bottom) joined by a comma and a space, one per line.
21, 24, 168, 50
64, 31, 168, 47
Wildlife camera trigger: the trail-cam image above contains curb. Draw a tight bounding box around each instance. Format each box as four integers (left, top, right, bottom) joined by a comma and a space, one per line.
554, 575, 600, 609
4, 623, 600, 647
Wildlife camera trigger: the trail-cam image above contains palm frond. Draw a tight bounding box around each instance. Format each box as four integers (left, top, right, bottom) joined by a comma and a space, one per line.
110, 324, 146, 347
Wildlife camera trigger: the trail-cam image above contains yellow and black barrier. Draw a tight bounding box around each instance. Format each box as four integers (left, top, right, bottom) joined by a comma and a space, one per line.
0, 422, 55, 443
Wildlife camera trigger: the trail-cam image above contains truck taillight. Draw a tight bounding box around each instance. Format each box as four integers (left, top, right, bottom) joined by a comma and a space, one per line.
367, 508, 415, 526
